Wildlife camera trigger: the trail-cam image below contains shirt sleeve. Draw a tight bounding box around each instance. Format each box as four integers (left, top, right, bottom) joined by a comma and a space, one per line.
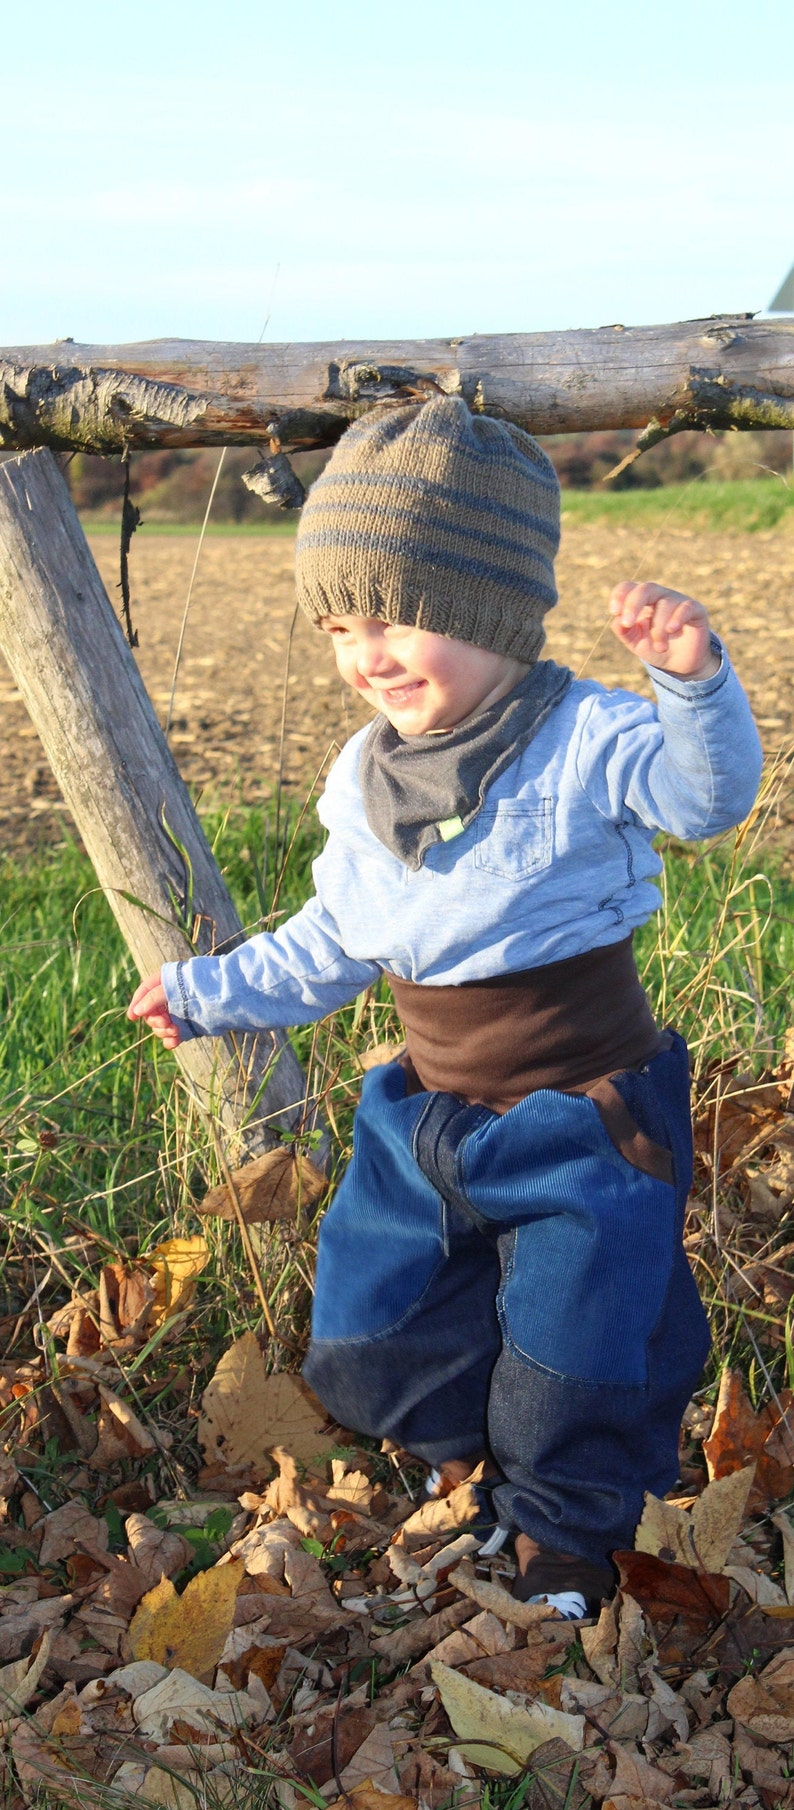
576, 641, 763, 837
161, 889, 382, 1042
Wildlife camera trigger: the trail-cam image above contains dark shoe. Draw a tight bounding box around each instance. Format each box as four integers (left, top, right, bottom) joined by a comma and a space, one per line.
512, 1547, 615, 1615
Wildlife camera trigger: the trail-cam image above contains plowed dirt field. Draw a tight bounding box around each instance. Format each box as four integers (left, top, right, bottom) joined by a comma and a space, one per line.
1, 518, 792, 858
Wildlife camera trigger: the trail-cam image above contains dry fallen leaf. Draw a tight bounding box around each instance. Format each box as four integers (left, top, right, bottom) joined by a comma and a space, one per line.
323, 1783, 416, 1810
615, 1550, 731, 1627
197, 1147, 326, 1225
128, 1560, 244, 1678
86, 1384, 171, 1478
335, 1722, 401, 1795
773, 1508, 794, 1603
99, 1261, 156, 1346
723, 1563, 787, 1604
607, 1739, 677, 1804
0, 1626, 57, 1722
397, 1481, 481, 1548
198, 1332, 335, 1470
727, 1647, 794, 1742
733, 1726, 791, 1799
431, 1659, 584, 1776
450, 1563, 556, 1629
140, 1767, 201, 1810
131, 1664, 258, 1740
635, 1465, 756, 1571
327, 1459, 374, 1511
0, 1454, 19, 1517
703, 1368, 794, 1503
146, 1235, 210, 1327
580, 1598, 619, 1686
676, 1726, 734, 1793
0, 1596, 72, 1664
695, 1070, 787, 1172
464, 1636, 576, 1695
371, 1598, 472, 1665
359, 1042, 406, 1071
125, 1513, 194, 1587
9, 1717, 101, 1808
49, 1694, 83, 1739
38, 1500, 109, 1567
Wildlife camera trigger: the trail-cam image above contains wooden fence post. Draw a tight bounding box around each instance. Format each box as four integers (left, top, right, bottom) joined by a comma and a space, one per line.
0, 448, 327, 1165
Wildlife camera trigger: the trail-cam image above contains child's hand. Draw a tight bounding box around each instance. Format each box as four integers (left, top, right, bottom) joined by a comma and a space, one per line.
128, 970, 183, 1050
609, 582, 720, 679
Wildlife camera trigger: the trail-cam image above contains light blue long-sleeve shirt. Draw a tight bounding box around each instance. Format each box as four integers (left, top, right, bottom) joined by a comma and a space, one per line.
163, 646, 762, 1041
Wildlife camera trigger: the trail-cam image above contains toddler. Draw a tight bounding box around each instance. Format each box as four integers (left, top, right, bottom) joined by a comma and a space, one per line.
129, 399, 763, 1618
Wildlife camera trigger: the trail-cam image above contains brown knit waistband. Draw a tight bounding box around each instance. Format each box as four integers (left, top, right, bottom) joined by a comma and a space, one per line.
388, 934, 664, 1117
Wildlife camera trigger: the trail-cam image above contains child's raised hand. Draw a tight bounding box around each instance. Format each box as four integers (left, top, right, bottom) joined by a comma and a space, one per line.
609, 582, 720, 680
128, 970, 183, 1050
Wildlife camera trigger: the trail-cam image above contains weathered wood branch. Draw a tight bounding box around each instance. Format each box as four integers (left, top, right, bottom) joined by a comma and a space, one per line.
1, 317, 792, 455
0, 448, 327, 1165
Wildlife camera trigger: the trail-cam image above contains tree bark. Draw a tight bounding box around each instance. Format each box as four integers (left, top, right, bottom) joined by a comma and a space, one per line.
0, 448, 326, 1164
0, 317, 792, 455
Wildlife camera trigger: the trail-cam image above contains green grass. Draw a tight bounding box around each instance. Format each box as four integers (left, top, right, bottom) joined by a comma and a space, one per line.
79, 517, 299, 536
0, 805, 324, 1232
76, 475, 794, 538
561, 474, 794, 532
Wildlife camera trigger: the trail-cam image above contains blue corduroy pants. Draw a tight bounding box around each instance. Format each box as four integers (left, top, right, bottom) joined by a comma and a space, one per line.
303, 1032, 709, 1567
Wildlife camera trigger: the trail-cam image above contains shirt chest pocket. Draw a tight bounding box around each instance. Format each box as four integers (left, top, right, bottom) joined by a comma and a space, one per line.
473, 798, 554, 881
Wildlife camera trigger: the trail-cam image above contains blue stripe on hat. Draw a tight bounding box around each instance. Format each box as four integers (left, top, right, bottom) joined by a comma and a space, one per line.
299, 496, 557, 566
303, 468, 559, 540
296, 528, 557, 605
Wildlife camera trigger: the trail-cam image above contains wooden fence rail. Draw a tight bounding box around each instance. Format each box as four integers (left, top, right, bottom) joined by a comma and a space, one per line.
1, 317, 792, 457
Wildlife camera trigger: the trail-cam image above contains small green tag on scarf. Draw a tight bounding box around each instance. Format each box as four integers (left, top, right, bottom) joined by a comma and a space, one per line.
437, 814, 465, 841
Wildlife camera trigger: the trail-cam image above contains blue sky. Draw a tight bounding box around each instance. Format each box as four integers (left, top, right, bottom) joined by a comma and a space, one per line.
2, 0, 792, 346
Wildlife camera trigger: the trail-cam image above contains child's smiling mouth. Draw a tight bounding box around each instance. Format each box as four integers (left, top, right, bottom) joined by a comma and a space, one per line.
373, 680, 426, 706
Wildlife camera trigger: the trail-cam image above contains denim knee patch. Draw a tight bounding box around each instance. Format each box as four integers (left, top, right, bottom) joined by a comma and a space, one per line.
412, 1034, 693, 1387
495, 1129, 677, 1386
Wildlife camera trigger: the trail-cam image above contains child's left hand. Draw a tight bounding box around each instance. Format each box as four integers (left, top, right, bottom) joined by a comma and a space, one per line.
609, 582, 720, 680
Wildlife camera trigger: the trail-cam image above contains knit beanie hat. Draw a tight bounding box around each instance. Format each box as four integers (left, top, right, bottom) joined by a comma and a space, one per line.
294, 396, 560, 664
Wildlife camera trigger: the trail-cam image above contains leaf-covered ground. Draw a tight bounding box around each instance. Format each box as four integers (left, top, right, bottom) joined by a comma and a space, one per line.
3, 1053, 794, 1809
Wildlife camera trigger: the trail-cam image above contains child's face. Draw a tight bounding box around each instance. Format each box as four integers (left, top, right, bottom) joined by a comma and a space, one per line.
320, 616, 529, 734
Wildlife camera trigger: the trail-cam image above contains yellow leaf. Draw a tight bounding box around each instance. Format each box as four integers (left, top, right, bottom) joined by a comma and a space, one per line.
431, 1660, 583, 1776
128, 1560, 243, 1678
198, 1332, 335, 1470
146, 1236, 210, 1328
48, 1697, 83, 1740
636, 1466, 756, 1571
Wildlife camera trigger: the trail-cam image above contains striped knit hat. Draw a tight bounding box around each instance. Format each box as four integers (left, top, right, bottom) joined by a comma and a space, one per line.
294, 396, 560, 663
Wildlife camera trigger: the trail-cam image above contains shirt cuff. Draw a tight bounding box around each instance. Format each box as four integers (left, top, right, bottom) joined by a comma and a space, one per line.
645, 635, 729, 699
161, 960, 203, 1041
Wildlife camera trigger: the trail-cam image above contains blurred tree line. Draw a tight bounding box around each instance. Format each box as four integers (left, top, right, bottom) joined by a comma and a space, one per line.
65, 429, 792, 523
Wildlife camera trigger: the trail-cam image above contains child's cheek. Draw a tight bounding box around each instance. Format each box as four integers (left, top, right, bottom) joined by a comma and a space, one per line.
335, 648, 361, 690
